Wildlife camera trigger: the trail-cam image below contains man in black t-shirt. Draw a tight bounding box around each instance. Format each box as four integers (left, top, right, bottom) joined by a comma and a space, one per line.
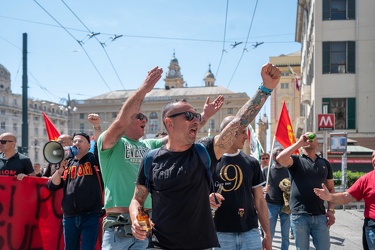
277, 132, 335, 250
0, 132, 34, 180
129, 63, 281, 250
210, 116, 271, 250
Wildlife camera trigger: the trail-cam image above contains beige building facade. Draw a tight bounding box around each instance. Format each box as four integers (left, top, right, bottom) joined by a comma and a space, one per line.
295, 0, 375, 170
269, 52, 302, 149
0, 63, 68, 164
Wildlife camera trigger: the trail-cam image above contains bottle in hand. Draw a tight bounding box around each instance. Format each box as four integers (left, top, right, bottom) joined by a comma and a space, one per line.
137, 206, 152, 237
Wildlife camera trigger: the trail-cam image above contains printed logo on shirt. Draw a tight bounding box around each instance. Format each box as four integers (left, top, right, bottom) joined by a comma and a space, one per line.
62, 162, 96, 180
219, 164, 243, 191
124, 144, 148, 164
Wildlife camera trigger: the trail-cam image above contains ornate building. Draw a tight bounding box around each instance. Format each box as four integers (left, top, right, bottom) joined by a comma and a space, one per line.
0, 63, 68, 164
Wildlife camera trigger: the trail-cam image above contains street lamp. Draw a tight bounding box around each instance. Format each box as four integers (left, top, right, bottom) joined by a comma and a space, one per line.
59, 94, 77, 134
32, 137, 40, 162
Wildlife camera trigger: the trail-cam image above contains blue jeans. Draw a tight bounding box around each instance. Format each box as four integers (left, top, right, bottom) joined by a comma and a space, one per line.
62, 212, 101, 250
102, 226, 148, 250
267, 202, 290, 250
290, 213, 330, 250
215, 228, 262, 250
364, 218, 375, 250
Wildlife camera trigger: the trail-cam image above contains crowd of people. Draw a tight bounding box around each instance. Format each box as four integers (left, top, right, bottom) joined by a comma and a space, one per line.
1, 62, 374, 250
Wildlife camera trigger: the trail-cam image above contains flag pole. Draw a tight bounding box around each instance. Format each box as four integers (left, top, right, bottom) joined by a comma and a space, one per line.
265, 135, 276, 187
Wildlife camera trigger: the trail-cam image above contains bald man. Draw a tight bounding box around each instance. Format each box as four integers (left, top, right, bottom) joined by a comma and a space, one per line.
0, 132, 34, 180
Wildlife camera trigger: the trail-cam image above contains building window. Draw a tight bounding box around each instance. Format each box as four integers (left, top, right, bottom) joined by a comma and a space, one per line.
323, 41, 355, 74
35, 127, 39, 135
0, 109, 5, 115
322, 97, 356, 129
281, 72, 290, 76
79, 113, 85, 119
80, 123, 85, 131
227, 108, 233, 114
112, 112, 117, 118
209, 119, 215, 131
13, 123, 17, 131
323, 0, 355, 20
281, 83, 289, 89
1, 122, 5, 129
149, 112, 158, 133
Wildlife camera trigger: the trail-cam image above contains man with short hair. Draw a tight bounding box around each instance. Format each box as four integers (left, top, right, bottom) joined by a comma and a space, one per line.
130, 62, 281, 249
210, 116, 271, 250
0, 132, 34, 180
98, 66, 224, 249
277, 132, 335, 250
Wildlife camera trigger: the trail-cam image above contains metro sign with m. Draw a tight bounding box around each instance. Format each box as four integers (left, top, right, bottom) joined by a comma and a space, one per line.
318, 114, 335, 131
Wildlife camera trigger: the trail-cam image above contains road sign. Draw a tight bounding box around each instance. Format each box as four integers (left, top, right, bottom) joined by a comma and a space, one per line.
318, 114, 335, 131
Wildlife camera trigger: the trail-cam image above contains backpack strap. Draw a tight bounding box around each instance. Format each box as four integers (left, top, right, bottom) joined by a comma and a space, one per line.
143, 148, 159, 193
194, 143, 219, 204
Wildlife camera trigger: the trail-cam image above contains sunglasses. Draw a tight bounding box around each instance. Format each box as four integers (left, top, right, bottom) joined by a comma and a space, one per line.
261, 157, 269, 160
168, 111, 202, 122
136, 113, 148, 122
0, 140, 14, 145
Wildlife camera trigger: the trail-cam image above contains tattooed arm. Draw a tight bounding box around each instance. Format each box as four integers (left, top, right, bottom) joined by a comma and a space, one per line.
213, 63, 281, 159
130, 184, 150, 240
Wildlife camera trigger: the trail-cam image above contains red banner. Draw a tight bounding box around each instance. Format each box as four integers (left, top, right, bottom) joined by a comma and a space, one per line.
0, 176, 102, 249
0, 176, 64, 249
42, 112, 61, 141
274, 101, 299, 154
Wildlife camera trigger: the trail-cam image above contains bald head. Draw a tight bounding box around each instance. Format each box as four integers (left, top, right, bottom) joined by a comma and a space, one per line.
0, 132, 16, 143
57, 134, 73, 147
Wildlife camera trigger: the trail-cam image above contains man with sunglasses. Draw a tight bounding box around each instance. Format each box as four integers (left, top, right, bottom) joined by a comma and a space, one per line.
98, 66, 224, 250
130, 62, 281, 250
0, 132, 34, 180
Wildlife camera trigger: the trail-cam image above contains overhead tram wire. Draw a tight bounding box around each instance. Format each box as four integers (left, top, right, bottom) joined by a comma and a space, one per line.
215, 0, 230, 80
226, 0, 259, 90
33, 0, 112, 92
61, 0, 125, 90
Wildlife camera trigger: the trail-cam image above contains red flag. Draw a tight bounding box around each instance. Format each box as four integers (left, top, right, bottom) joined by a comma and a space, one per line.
274, 102, 299, 154
42, 112, 61, 141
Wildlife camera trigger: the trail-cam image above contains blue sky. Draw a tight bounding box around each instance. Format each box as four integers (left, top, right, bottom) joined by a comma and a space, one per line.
1, 0, 301, 115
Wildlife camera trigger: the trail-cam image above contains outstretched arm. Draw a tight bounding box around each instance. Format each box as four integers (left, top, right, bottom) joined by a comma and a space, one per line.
199, 95, 225, 128
276, 133, 310, 168
314, 183, 356, 205
214, 63, 281, 159
101, 67, 163, 150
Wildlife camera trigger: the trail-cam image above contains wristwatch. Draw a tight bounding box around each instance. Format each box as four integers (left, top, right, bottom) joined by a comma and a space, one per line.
328, 208, 335, 214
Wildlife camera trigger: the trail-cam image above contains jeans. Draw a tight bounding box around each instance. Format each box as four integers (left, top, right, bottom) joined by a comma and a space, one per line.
364, 218, 375, 250
62, 212, 101, 250
290, 213, 330, 250
267, 202, 290, 250
215, 228, 262, 250
102, 226, 148, 250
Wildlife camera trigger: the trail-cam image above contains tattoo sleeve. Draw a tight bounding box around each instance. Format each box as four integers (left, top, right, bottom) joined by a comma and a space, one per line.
216, 88, 269, 151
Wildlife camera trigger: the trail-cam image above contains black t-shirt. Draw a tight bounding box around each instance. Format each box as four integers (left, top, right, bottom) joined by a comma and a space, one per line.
213, 150, 265, 232
265, 165, 290, 205
137, 138, 220, 249
0, 152, 34, 176
48, 152, 103, 216
289, 154, 333, 215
